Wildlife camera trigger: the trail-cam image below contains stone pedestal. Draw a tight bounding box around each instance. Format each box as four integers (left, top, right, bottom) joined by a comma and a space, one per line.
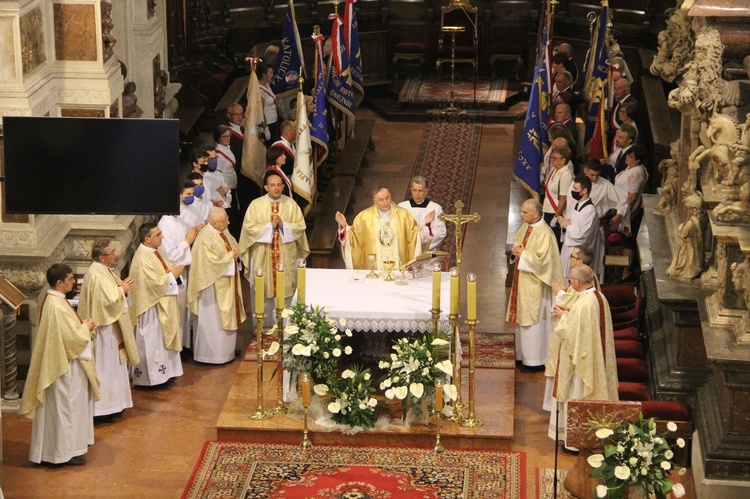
642, 195, 750, 495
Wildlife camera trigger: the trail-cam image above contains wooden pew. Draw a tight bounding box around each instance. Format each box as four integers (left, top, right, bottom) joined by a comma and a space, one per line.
307, 119, 377, 268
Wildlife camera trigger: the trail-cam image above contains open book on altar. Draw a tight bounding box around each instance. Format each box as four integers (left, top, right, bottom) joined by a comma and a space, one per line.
401, 251, 450, 276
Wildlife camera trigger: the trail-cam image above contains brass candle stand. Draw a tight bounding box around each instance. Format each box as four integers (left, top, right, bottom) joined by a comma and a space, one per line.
448, 312, 466, 421
431, 307, 441, 337
249, 312, 272, 420
271, 304, 288, 415
459, 318, 484, 428
441, 26, 465, 110
433, 377, 445, 453
300, 372, 313, 450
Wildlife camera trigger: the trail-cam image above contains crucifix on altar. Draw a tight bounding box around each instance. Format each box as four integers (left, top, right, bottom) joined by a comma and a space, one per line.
438, 200, 480, 422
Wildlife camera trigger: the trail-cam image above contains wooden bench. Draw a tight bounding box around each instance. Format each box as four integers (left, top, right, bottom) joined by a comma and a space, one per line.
214, 75, 249, 115
307, 119, 377, 268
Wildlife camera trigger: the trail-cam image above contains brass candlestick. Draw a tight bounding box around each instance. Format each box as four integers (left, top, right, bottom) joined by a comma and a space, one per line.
249, 312, 272, 420
271, 303, 288, 415
434, 377, 445, 453
449, 312, 466, 421
431, 307, 441, 338
459, 318, 484, 428
300, 372, 313, 449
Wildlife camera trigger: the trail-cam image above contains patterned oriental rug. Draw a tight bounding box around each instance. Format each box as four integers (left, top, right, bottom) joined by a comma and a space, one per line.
408, 108, 482, 267
399, 77, 508, 106
183, 442, 525, 498
536, 468, 572, 499
244, 331, 515, 368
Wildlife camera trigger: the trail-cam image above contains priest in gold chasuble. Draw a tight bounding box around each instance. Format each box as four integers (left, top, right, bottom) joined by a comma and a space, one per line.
78, 238, 139, 417
335, 186, 422, 270
188, 208, 246, 364
239, 173, 309, 318
129, 223, 184, 387
506, 199, 563, 372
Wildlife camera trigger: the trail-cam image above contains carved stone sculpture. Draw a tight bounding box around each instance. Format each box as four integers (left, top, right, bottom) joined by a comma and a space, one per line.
731, 256, 750, 309
656, 140, 681, 214
101, 1, 116, 62
667, 26, 727, 120
122, 81, 139, 118
666, 193, 706, 280
650, 3, 696, 84
687, 113, 749, 194
714, 182, 750, 224
154, 69, 168, 118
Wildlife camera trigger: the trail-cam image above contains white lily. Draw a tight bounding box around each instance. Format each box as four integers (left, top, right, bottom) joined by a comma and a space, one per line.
443, 384, 458, 401
313, 384, 329, 396
341, 369, 355, 379
587, 454, 605, 468
328, 401, 341, 413
284, 325, 299, 334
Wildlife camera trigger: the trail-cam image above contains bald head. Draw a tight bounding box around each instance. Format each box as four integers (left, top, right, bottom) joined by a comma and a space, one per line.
571, 264, 595, 286
208, 206, 227, 223
520, 199, 543, 224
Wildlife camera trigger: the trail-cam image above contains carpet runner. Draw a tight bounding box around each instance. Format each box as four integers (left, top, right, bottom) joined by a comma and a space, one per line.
399, 77, 508, 107
183, 441, 525, 498
408, 108, 482, 267
536, 468, 571, 499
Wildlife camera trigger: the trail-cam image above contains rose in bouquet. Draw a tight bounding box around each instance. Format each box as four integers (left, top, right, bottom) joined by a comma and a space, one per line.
316, 366, 380, 429
378, 333, 457, 421
588, 412, 687, 499
281, 303, 353, 389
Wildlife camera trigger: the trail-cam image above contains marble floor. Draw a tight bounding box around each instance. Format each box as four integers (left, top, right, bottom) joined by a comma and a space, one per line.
0, 106, 694, 498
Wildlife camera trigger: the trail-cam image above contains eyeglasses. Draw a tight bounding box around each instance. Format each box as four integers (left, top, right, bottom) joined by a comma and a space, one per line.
101, 251, 116, 257
220, 134, 231, 139
551, 156, 563, 160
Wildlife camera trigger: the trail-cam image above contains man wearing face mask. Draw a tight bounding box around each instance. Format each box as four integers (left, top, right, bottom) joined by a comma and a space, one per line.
202, 146, 233, 210
184, 172, 211, 226
159, 182, 204, 348
556, 176, 604, 281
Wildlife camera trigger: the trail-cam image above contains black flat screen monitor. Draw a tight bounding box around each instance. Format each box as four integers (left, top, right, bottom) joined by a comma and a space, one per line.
2, 116, 179, 215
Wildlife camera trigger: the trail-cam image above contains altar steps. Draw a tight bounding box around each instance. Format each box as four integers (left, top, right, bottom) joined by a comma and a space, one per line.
215, 360, 514, 450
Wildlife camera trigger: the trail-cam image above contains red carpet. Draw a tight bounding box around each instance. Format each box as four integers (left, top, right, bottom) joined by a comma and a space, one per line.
461, 332, 515, 369
409, 109, 482, 266
183, 441, 525, 498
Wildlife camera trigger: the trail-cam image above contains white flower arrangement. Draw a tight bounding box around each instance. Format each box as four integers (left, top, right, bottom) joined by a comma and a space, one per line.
320, 366, 380, 428
588, 412, 687, 499
378, 333, 457, 421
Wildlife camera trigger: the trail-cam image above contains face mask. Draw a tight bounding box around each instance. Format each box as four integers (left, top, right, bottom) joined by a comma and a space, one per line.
207, 158, 218, 171
183, 195, 195, 206
571, 190, 582, 201
193, 184, 205, 197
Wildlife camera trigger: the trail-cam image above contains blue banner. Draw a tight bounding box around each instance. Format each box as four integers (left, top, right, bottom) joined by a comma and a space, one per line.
345, 0, 364, 104
513, 1, 550, 197
270, 0, 305, 98
583, 1, 610, 150
311, 34, 329, 167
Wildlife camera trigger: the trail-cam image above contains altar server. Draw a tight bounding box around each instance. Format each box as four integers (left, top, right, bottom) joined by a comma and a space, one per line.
557, 176, 605, 281
20, 264, 99, 466
187, 208, 245, 364
546, 264, 618, 451
78, 239, 139, 418
129, 223, 184, 387
506, 199, 564, 373
159, 183, 203, 348
398, 176, 447, 251
336, 185, 422, 270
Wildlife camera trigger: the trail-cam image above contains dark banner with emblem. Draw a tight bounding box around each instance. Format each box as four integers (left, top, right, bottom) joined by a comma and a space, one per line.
270, 0, 305, 99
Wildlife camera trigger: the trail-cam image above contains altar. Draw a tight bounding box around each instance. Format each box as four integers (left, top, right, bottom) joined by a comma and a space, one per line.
301, 268, 453, 334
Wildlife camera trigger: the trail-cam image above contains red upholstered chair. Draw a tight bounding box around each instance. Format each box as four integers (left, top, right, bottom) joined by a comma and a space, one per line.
393, 42, 427, 78
618, 382, 651, 401
615, 339, 645, 359
602, 283, 637, 310
613, 326, 639, 341
616, 357, 648, 383
642, 401, 693, 467
436, 1, 478, 79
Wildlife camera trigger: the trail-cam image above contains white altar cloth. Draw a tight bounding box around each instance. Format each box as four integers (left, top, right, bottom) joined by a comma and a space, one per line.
301, 269, 453, 334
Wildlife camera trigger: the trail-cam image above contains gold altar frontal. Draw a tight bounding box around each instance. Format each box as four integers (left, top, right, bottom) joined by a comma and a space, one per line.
216, 360, 514, 450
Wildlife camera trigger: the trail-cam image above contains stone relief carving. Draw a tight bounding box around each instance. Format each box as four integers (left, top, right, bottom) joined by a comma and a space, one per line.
101, 1, 116, 63
656, 140, 681, 214
686, 112, 750, 196
20, 7, 46, 76
731, 257, 750, 309
666, 193, 706, 280
667, 26, 727, 120
154, 69, 168, 118
714, 183, 750, 224
650, 2, 697, 84
122, 81, 140, 118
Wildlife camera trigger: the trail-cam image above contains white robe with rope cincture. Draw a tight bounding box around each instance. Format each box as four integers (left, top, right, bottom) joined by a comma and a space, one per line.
515, 241, 555, 367
561, 199, 604, 281
159, 215, 193, 348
